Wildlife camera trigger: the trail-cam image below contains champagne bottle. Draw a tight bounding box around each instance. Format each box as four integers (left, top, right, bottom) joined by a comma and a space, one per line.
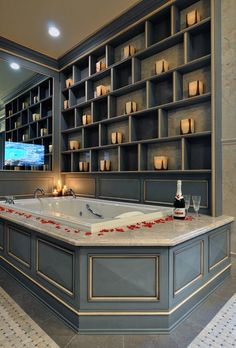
173, 180, 186, 219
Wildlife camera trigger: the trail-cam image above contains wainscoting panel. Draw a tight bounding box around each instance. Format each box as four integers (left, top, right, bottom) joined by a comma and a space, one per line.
173, 241, 204, 296
0, 173, 55, 198
63, 174, 211, 214
89, 255, 159, 300
98, 178, 140, 202
208, 227, 229, 271
7, 225, 31, 268
36, 239, 75, 296
144, 179, 209, 208
64, 177, 95, 197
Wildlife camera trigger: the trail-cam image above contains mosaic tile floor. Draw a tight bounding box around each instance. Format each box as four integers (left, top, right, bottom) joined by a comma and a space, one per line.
188, 293, 236, 347
0, 287, 59, 348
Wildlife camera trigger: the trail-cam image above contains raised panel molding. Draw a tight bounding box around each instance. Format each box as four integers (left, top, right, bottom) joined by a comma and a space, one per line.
7, 226, 31, 268
36, 239, 75, 296
208, 228, 230, 271
65, 177, 96, 197
98, 178, 140, 202
88, 255, 159, 301
144, 179, 209, 208
173, 240, 204, 296
0, 176, 54, 198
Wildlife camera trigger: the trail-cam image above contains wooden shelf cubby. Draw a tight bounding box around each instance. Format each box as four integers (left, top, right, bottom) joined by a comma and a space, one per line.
59, 0, 219, 213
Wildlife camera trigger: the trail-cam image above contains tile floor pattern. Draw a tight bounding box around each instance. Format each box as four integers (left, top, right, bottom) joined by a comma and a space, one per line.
0, 287, 59, 348
0, 257, 235, 348
189, 293, 236, 347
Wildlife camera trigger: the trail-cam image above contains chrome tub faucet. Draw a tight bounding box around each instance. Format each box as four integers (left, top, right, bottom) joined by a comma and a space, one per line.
34, 188, 45, 198
5, 196, 15, 204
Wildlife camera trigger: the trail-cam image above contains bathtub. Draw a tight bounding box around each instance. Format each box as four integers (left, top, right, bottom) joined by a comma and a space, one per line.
1, 197, 173, 232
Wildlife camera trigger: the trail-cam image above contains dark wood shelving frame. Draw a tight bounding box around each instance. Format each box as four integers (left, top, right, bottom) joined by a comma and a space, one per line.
60, 0, 221, 215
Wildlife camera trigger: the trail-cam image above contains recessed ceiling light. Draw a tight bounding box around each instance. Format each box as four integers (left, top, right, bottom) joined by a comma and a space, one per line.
10, 62, 20, 70
48, 26, 60, 37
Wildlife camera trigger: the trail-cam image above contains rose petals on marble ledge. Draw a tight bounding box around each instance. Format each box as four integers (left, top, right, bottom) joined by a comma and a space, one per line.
85, 232, 92, 236
0, 205, 194, 239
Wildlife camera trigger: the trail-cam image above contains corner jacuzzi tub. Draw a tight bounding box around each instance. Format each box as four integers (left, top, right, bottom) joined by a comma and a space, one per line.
1, 197, 173, 232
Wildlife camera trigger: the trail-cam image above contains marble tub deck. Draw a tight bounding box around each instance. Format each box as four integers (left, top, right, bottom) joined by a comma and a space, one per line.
0, 205, 234, 246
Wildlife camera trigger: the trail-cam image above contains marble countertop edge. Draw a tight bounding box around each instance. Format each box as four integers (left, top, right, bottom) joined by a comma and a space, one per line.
0, 210, 234, 247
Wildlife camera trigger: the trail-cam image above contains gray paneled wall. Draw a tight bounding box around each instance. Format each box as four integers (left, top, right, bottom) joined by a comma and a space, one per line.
64, 173, 211, 213
0, 172, 55, 198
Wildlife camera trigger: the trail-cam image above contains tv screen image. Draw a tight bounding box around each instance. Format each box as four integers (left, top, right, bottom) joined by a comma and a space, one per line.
5, 142, 45, 167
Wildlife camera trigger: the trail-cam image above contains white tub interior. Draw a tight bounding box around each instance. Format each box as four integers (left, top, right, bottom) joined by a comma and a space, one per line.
1, 197, 173, 232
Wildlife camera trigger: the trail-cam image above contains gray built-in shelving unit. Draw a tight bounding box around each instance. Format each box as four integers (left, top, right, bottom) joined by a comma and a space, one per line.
60, 0, 220, 215
5, 77, 53, 170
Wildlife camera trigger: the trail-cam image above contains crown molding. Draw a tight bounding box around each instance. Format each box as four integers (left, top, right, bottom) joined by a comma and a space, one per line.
0, 36, 58, 70
58, 0, 167, 68
1, 74, 47, 105
0, 1, 168, 70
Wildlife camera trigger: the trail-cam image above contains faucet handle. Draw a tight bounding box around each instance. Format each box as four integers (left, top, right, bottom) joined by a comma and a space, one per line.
5, 196, 15, 204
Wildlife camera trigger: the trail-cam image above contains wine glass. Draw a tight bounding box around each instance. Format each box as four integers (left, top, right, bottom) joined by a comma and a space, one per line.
192, 196, 201, 218
184, 195, 191, 216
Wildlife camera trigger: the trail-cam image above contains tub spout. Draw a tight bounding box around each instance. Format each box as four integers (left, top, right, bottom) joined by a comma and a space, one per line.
34, 188, 45, 198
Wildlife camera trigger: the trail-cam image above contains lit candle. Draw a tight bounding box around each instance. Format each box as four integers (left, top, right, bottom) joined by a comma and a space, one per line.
53, 189, 58, 196
57, 180, 62, 191
62, 185, 67, 196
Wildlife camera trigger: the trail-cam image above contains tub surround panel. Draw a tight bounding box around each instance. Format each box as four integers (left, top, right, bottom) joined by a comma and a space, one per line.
89, 255, 159, 300
0, 215, 232, 333
80, 247, 169, 311
208, 226, 230, 271
36, 239, 75, 296
173, 240, 203, 296
7, 226, 31, 268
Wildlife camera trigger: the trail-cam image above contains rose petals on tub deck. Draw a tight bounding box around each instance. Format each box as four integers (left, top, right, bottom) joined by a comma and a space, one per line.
0, 206, 192, 239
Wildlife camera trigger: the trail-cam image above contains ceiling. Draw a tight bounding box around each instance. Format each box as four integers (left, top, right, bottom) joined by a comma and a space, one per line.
0, 59, 38, 108
0, 0, 139, 59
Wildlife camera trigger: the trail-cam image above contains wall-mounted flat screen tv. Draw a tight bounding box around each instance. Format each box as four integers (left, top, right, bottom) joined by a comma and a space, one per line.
4, 142, 45, 166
